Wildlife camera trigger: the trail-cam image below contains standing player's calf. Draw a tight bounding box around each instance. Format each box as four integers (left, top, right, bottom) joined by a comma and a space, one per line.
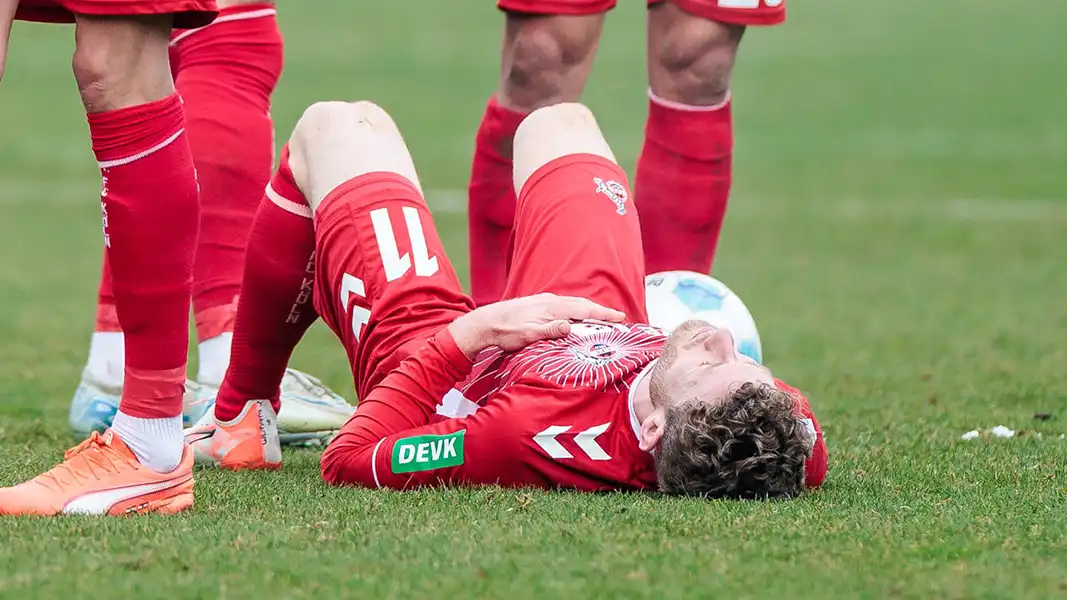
72, 2, 352, 444
0, 0, 217, 516
637, 0, 749, 275
469, 0, 785, 305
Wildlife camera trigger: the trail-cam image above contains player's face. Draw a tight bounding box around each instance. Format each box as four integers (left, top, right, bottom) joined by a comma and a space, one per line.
651, 319, 774, 408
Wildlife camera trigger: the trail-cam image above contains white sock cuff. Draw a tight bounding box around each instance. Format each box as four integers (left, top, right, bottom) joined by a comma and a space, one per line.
85, 332, 125, 390
197, 332, 233, 387
648, 88, 731, 112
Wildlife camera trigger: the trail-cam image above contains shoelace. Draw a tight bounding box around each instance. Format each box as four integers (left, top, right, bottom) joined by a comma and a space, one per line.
38, 432, 129, 491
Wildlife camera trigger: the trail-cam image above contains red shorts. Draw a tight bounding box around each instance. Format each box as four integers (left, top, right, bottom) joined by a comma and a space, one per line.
16, 0, 217, 29
311, 174, 476, 400
498, 0, 785, 26
503, 154, 647, 323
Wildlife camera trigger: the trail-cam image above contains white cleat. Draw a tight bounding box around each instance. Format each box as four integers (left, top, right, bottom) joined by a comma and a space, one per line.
70, 373, 217, 437
183, 380, 220, 427
275, 368, 355, 445
68, 371, 122, 437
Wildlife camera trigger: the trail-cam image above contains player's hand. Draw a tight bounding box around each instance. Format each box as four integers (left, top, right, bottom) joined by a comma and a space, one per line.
449, 293, 625, 358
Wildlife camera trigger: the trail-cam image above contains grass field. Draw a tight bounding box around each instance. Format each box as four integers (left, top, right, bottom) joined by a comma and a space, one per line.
2, 0, 1067, 597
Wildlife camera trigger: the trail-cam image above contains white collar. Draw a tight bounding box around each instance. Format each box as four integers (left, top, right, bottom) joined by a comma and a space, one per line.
627, 359, 658, 449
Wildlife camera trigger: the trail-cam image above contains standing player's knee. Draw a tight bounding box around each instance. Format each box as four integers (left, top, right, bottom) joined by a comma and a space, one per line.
71, 15, 174, 113
648, 6, 744, 106
500, 14, 602, 112
71, 42, 115, 112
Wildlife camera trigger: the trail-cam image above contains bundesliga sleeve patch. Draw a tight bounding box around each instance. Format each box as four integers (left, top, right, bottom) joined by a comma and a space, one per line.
391, 431, 466, 473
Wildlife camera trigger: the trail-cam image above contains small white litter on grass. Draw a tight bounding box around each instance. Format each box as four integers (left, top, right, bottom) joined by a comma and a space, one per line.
960, 426, 1066, 441
990, 425, 1016, 438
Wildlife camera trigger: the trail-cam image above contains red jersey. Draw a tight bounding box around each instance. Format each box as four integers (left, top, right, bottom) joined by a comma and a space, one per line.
321, 321, 828, 493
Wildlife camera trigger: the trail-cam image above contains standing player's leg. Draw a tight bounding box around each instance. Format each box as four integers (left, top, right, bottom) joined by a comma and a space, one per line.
71, 2, 349, 440
175, 0, 283, 389
637, 0, 782, 275
468, 1, 607, 307
172, 0, 352, 439
0, 8, 213, 516
504, 103, 647, 321
70, 0, 286, 436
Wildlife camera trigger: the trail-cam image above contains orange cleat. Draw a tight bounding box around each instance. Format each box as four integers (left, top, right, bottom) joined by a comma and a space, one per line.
0, 430, 194, 516
184, 399, 282, 470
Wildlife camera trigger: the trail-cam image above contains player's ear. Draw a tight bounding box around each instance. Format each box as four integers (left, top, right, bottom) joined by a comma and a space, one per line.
639, 409, 666, 452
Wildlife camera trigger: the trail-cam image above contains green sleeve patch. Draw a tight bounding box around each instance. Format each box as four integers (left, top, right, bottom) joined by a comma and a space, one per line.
392, 430, 466, 473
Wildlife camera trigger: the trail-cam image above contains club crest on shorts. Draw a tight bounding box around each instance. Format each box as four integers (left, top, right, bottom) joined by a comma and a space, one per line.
593, 177, 628, 215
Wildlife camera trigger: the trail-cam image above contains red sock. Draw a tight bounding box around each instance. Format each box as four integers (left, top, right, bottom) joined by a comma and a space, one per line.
89, 94, 199, 419
635, 92, 733, 275
467, 96, 526, 306
214, 146, 317, 422
95, 253, 120, 332
171, 4, 284, 341
91, 5, 283, 340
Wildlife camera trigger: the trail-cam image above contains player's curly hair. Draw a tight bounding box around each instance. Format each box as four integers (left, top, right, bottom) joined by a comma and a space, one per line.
654, 381, 815, 500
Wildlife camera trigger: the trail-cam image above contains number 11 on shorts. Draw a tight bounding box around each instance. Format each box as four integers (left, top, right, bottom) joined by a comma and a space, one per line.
341, 206, 440, 341
370, 206, 439, 282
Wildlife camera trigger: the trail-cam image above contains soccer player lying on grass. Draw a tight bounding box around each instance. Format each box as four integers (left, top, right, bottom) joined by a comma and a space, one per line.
187, 100, 828, 499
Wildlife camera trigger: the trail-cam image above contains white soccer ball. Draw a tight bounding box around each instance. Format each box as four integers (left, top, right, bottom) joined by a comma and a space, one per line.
644, 270, 764, 364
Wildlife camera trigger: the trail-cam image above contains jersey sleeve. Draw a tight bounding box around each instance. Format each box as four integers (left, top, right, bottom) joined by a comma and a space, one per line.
320, 329, 535, 489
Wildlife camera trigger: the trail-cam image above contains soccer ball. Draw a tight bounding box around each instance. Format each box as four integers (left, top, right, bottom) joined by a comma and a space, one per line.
644, 270, 764, 364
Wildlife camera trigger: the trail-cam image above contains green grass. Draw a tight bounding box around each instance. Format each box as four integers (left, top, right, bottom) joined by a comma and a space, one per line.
2, 0, 1067, 597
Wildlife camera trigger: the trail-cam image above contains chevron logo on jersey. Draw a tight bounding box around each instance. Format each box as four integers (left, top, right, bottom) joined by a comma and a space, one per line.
533, 423, 612, 461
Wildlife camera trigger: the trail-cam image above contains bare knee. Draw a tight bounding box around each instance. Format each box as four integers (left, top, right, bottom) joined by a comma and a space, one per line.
499, 13, 603, 112
513, 103, 616, 194
647, 2, 744, 106
72, 15, 174, 113
289, 100, 421, 209
291, 100, 382, 139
